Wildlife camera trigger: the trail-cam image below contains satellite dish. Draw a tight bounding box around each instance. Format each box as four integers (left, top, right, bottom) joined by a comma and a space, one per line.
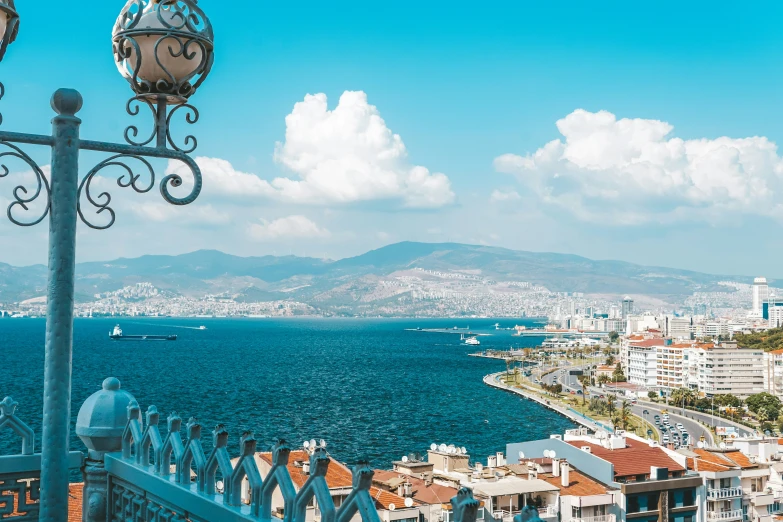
216, 480, 224, 492
389, 504, 396, 511
405, 498, 414, 508
543, 450, 550, 458
720, 442, 726, 449
310, 439, 317, 449
320, 439, 327, 448
549, 450, 557, 459
402, 456, 409, 463
461, 447, 467, 454
448, 445, 456, 453
430, 444, 437, 451
439, 444, 447, 452
518, 451, 525, 459
303, 441, 310, 449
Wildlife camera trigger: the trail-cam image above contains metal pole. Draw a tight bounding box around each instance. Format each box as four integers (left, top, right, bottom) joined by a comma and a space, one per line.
39, 89, 82, 522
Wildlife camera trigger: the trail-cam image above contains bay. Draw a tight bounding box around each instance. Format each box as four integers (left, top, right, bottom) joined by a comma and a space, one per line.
0, 317, 575, 467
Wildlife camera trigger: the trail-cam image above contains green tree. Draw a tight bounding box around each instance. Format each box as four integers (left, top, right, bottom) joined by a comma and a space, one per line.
608, 331, 620, 343
598, 374, 610, 386
648, 391, 658, 401
620, 400, 632, 430
577, 375, 590, 405
606, 355, 615, 366
612, 363, 626, 382
746, 393, 781, 418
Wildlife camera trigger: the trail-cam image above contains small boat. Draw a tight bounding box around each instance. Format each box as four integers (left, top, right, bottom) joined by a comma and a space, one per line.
198, 325, 207, 330
461, 334, 480, 346
109, 324, 177, 341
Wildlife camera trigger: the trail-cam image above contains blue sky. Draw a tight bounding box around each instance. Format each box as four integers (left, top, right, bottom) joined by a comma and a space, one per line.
1, 1, 783, 276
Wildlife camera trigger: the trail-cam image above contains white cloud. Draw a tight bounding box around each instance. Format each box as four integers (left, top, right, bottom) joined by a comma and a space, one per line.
166, 157, 276, 199
495, 109, 783, 223
271, 91, 454, 208
490, 189, 521, 202
248, 215, 330, 241
129, 202, 232, 225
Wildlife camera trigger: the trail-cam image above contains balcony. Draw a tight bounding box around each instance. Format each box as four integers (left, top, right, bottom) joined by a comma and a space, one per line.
707, 510, 743, 521
569, 516, 616, 522
708, 487, 743, 500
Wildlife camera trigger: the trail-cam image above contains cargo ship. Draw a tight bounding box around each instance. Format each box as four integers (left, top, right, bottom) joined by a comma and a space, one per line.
109, 325, 177, 341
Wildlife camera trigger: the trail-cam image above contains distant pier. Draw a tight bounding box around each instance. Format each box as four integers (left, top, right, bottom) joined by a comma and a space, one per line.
404, 328, 492, 336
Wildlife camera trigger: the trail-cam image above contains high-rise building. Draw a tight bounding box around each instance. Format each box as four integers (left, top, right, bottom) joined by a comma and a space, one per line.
621, 297, 634, 319
752, 277, 769, 316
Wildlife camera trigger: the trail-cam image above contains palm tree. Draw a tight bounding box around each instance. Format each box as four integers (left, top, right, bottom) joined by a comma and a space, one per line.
598, 374, 609, 386
577, 375, 589, 406
620, 400, 632, 430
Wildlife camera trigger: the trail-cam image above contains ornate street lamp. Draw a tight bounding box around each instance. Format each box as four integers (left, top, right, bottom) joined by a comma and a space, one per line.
0, 1, 214, 519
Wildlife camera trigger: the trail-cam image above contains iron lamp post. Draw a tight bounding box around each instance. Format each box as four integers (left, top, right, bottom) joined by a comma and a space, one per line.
0, 1, 214, 520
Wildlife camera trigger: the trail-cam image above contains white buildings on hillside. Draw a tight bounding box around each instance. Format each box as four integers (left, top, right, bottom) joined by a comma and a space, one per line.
753, 277, 770, 318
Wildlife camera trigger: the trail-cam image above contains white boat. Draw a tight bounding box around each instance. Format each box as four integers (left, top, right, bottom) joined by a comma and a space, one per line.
198, 325, 207, 330
461, 334, 480, 346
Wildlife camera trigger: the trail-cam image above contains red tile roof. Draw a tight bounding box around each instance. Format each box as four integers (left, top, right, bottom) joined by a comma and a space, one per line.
539, 470, 610, 496
629, 339, 666, 347
373, 470, 458, 506
257, 451, 413, 510
567, 438, 684, 479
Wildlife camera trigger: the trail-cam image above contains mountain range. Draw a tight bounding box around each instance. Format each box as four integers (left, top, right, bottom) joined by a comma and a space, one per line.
0, 242, 762, 306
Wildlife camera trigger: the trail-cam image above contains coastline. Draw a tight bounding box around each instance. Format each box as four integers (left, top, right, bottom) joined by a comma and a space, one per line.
483, 372, 613, 433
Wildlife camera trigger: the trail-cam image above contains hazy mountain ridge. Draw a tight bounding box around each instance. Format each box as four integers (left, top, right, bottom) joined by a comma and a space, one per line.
0, 242, 760, 306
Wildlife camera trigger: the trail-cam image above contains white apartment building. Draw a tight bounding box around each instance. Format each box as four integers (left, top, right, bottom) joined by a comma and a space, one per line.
622, 338, 765, 397
660, 315, 692, 340
623, 338, 664, 388
694, 341, 765, 398
763, 349, 783, 399
769, 307, 783, 328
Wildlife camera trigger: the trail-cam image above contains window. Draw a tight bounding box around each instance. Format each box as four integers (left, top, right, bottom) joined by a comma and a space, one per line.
684, 489, 695, 506
648, 493, 660, 511
627, 495, 640, 513
684, 516, 693, 522
572, 506, 581, 518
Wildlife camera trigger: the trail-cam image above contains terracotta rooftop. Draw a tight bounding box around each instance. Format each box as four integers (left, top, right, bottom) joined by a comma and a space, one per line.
539, 469, 610, 497
770, 349, 783, 356
629, 339, 666, 348
257, 451, 412, 510
69, 483, 83, 522
373, 470, 458, 506
684, 449, 758, 472
723, 451, 758, 469
567, 438, 685, 479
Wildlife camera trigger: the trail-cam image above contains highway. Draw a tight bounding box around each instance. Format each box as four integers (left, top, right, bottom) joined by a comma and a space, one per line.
541, 367, 716, 445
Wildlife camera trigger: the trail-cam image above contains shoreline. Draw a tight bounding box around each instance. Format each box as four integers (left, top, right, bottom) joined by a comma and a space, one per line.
483, 372, 613, 433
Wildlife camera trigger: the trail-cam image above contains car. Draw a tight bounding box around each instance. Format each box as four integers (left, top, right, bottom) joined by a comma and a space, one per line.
654, 415, 660, 419
576, 390, 583, 395
676, 423, 684, 430
570, 391, 575, 394
662, 436, 670, 443
599, 394, 605, 398
631, 400, 637, 404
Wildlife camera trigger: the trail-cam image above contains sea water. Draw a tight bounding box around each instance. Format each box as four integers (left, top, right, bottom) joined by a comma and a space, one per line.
0, 317, 575, 467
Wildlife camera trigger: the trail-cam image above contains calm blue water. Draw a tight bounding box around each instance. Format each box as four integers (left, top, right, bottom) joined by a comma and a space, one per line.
0, 318, 574, 467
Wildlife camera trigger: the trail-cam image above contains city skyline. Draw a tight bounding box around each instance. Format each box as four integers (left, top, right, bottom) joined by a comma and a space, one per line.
4, 2, 783, 275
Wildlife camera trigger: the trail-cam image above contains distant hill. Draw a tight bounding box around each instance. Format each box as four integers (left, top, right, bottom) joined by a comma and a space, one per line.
0, 242, 760, 305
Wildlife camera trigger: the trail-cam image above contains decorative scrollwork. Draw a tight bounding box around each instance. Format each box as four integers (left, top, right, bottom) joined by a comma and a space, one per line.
166, 101, 199, 153
0, 82, 5, 127
0, 141, 51, 227
124, 95, 157, 147
77, 151, 202, 229
77, 154, 155, 230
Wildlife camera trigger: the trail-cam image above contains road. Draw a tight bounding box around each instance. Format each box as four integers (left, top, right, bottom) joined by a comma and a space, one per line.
542, 367, 715, 446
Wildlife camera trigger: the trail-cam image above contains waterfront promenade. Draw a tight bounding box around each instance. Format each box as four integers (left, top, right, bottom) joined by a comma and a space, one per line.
483, 372, 611, 433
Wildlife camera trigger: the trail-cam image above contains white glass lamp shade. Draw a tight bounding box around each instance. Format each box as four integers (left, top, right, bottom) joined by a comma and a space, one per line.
122, 8, 204, 87
0, 13, 7, 44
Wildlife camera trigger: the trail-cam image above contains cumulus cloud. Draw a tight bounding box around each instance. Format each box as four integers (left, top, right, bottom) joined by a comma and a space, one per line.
164, 92, 455, 210
272, 91, 454, 208
129, 202, 232, 225
248, 215, 330, 241
494, 109, 783, 223
490, 189, 521, 202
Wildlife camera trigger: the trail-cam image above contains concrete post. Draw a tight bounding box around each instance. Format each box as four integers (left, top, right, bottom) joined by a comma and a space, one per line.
76, 377, 136, 522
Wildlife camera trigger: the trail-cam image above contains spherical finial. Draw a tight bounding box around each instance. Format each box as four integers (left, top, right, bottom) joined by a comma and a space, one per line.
102, 377, 121, 391
76, 377, 136, 456
50, 88, 83, 115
